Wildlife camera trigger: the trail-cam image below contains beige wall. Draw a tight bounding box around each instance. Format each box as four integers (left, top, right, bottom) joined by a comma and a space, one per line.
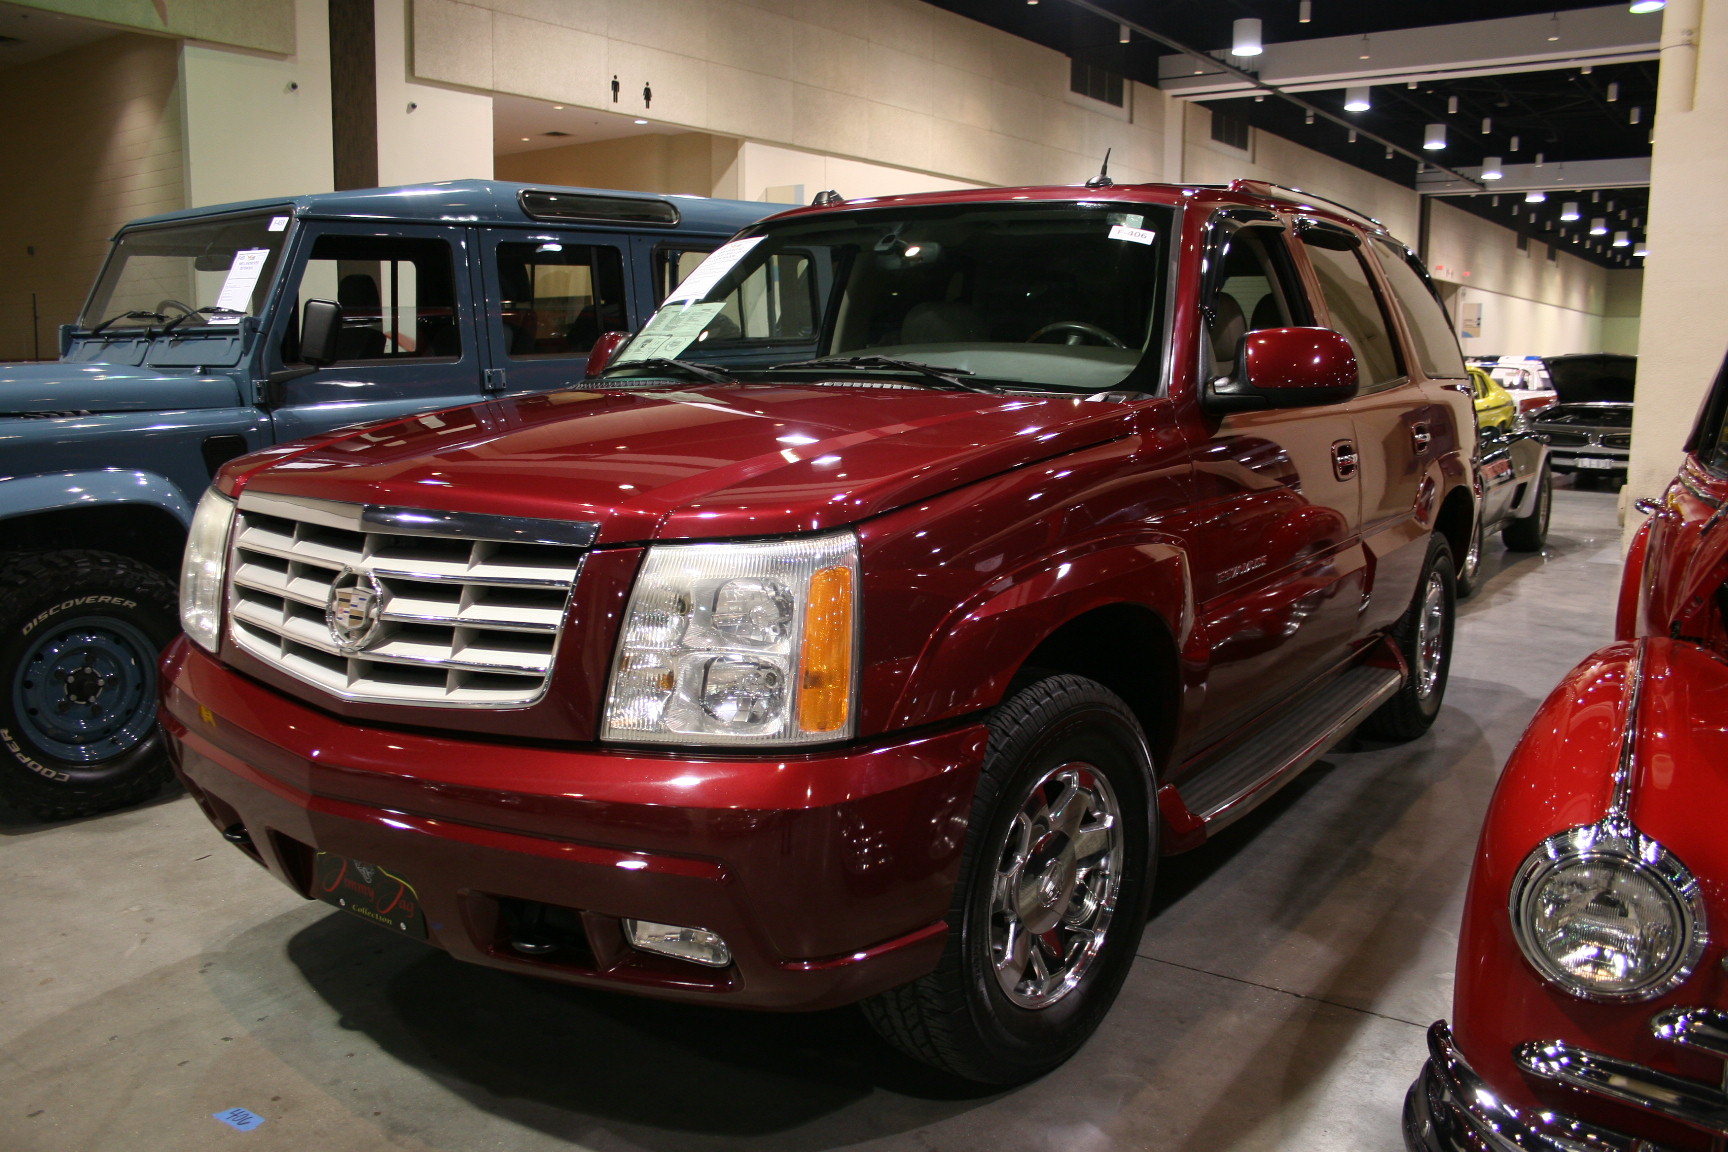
497, 133, 738, 197
376, 0, 493, 185
1627, 0, 1727, 531
181, 0, 332, 209
1601, 269, 1643, 356
412, 0, 1169, 188
0, 32, 184, 361
11, 0, 295, 55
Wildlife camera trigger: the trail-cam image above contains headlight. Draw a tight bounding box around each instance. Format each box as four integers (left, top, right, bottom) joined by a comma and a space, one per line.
1510, 823, 1708, 1002
179, 488, 237, 652
602, 531, 859, 746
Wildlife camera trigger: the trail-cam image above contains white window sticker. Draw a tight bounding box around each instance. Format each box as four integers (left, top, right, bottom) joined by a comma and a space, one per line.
1108, 224, 1157, 246
614, 302, 728, 364
663, 236, 765, 304
215, 248, 271, 313
267, 216, 290, 232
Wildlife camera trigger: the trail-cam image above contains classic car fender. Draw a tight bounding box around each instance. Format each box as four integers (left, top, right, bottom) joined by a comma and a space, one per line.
1616, 517, 1653, 640
0, 469, 196, 531
1451, 638, 1728, 1145
880, 535, 1191, 733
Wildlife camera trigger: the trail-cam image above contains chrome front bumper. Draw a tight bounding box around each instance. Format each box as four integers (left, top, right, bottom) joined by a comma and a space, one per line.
1404, 1022, 1661, 1152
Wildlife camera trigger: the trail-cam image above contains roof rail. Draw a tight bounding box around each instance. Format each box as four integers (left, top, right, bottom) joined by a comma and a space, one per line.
1229, 180, 1385, 230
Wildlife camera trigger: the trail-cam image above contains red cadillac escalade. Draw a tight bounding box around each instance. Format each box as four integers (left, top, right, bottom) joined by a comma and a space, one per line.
162, 180, 1476, 1084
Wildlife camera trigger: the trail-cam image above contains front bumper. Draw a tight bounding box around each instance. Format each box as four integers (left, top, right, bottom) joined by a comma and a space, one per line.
1542, 443, 1628, 475
1404, 1022, 1658, 1152
161, 637, 984, 1010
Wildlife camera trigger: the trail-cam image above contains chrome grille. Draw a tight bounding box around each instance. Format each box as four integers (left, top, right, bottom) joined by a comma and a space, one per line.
227, 491, 593, 707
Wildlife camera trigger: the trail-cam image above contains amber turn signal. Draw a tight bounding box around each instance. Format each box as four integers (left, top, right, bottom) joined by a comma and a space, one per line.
798, 565, 854, 732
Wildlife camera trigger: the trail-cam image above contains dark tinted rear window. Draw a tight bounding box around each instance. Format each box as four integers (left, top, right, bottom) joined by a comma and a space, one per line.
520, 190, 680, 226
1372, 238, 1467, 380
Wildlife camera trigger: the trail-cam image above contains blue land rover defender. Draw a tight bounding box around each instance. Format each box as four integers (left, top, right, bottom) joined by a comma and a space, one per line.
0, 180, 767, 817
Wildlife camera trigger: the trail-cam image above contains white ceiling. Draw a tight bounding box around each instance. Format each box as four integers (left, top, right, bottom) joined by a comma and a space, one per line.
493, 93, 692, 155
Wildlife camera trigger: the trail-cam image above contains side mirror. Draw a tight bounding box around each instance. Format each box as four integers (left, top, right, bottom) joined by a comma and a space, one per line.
300, 298, 342, 367
1205, 327, 1359, 413
585, 330, 631, 378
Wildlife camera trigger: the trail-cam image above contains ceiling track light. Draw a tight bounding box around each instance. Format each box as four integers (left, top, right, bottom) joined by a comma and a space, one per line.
1481, 156, 1504, 180
1481, 116, 1492, 134
1299, 0, 1312, 22
1447, 95, 1459, 115
1359, 34, 1371, 60
1630, 106, 1642, 124
1345, 85, 1371, 112
1305, 108, 1316, 124
1232, 17, 1264, 55
1613, 231, 1630, 247
1510, 135, 1521, 151
1561, 201, 1580, 220
1535, 152, 1545, 166
1590, 217, 1608, 234
1348, 128, 1358, 143
1525, 190, 1547, 203
1385, 144, 1394, 159
1119, 22, 1130, 43
1607, 81, 1620, 102
1629, 0, 1666, 12
1547, 13, 1561, 40
1424, 122, 1446, 150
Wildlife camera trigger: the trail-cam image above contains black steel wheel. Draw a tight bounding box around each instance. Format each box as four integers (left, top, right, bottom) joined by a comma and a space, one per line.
0, 551, 179, 819
1360, 537, 1455, 743
860, 674, 1155, 1084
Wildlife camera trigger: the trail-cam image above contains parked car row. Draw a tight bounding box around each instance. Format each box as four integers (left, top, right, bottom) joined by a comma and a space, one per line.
1470, 354, 1639, 487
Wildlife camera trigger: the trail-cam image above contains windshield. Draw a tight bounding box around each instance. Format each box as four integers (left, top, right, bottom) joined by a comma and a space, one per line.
80, 212, 290, 331
613, 200, 1175, 392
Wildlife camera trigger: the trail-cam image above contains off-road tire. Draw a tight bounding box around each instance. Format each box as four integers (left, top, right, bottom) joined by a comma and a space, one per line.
1502, 464, 1552, 552
860, 674, 1156, 1084
1360, 537, 1455, 743
0, 550, 179, 819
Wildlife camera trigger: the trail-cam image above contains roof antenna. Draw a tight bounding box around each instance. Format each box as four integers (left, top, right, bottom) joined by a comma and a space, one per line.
1086, 148, 1114, 189
811, 189, 844, 207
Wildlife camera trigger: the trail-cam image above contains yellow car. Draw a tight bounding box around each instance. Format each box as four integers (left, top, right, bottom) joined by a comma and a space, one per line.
1470, 365, 1517, 435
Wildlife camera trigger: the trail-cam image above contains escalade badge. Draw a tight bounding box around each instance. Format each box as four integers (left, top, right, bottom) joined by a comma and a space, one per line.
326, 567, 385, 653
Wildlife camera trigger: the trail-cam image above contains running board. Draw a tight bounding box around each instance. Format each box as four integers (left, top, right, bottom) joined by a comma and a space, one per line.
1176, 664, 1403, 834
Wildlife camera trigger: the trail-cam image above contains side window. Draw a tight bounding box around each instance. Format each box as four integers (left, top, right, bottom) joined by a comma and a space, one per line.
656, 245, 717, 304
286, 234, 459, 364
1204, 222, 1303, 380
707, 252, 815, 343
1371, 238, 1468, 379
496, 242, 627, 357
1301, 237, 1402, 390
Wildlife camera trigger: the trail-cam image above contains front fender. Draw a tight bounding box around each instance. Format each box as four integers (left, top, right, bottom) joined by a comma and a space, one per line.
0, 469, 196, 529
883, 536, 1192, 731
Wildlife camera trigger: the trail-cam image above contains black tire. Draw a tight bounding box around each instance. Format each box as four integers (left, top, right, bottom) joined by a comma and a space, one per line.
860, 674, 1156, 1084
1455, 518, 1484, 599
1360, 537, 1455, 743
0, 551, 180, 819
1502, 463, 1552, 552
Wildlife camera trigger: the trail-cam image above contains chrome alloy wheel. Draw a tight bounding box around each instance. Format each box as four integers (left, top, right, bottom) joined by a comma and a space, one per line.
988, 762, 1124, 1008
1415, 569, 1449, 700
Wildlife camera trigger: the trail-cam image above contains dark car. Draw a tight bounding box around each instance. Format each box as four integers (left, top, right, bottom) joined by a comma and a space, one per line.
1531, 353, 1636, 487
162, 179, 1476, 1085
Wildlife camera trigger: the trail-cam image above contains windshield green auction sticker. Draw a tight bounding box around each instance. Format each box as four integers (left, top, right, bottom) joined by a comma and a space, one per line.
614, 302, 727, 364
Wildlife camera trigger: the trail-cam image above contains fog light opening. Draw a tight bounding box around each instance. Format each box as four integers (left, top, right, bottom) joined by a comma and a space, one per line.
624, 919, 732, 968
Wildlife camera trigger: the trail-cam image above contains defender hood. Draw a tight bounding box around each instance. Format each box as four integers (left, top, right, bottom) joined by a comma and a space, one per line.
0, 359, 242, 415
236, 382, 1145, 544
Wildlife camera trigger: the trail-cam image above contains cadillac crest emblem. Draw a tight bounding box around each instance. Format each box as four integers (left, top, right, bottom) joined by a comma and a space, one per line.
326, 567, 385, 652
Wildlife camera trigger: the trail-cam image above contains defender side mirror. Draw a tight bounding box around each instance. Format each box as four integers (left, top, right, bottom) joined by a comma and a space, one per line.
1205, 327, 1359, 413
585, 330, 631, 378
300, 299, 342, 367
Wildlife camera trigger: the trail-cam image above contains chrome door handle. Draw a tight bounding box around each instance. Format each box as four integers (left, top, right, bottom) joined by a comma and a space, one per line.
1411, 422, 1432, 452
1332, 439, 1359, 480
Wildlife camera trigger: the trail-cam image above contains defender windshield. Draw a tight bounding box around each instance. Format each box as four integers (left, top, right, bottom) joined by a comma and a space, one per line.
612, 200, 1174, 392
80, 212, 290, 331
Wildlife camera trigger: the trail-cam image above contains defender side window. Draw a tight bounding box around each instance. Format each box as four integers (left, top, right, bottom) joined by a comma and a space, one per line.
495, 242, 627, 357
656, 245, 718, 304
285, 234, 459, 364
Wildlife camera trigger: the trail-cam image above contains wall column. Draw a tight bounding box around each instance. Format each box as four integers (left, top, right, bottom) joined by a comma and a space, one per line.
1625, 0, 1726, 535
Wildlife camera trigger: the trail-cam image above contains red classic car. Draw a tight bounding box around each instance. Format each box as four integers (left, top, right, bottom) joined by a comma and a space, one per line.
1407, 351, 1728, 1150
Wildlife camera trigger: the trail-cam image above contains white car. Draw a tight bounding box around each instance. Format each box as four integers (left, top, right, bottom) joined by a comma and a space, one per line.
1483, 359, 1558, 414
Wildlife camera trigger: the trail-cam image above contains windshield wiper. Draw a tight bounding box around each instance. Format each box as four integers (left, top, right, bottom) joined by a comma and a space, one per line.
89, 310, 166, 336
768, 355, 996, 393
600, 358, 736, 386
161, 306, 246, 334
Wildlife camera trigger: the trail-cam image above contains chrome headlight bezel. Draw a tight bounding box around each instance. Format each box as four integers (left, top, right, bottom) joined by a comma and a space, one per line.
600, 530, 861, 748
1509, 822, 1708, 1003
179, 487, 237, 653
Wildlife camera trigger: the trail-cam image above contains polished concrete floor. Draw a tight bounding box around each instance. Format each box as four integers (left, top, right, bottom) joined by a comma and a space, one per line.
0, 485, 1627, 1152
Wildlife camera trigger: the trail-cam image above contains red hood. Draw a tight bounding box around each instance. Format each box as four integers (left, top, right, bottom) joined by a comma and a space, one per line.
238, 383, 1143, 543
